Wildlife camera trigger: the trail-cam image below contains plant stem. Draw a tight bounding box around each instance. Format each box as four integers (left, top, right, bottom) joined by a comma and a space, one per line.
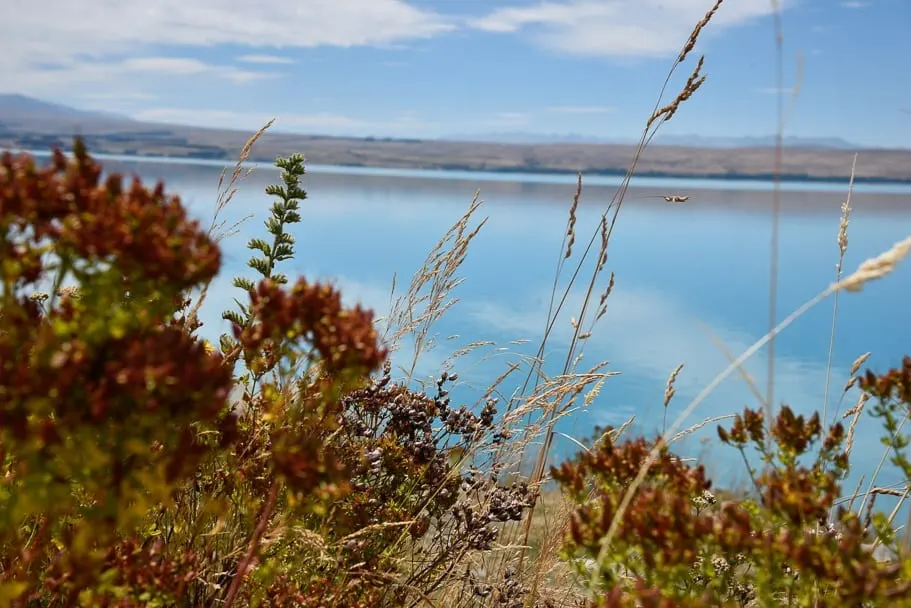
223, 480, 280, 608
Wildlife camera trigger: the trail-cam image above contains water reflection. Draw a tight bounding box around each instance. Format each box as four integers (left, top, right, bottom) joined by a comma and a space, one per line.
88, 157, 911, 499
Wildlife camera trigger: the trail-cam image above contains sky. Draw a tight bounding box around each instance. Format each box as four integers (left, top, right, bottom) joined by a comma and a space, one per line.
2, 0, 910, 147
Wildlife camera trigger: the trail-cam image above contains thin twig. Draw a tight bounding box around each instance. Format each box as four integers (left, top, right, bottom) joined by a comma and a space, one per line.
222, 481, 280, 608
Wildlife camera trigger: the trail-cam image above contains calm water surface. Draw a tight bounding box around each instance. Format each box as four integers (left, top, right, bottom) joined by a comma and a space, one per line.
82, 154, 911, 503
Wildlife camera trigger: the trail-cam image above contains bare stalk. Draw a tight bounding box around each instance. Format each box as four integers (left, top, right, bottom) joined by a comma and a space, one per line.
822, 155, 858, 426
222, 481, 280, 608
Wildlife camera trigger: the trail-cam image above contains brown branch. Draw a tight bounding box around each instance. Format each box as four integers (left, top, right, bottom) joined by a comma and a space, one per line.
222, 480, 280, 608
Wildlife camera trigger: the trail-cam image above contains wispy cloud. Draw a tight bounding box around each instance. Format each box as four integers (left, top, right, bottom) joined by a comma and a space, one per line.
547, 105, 615, 114
5, 57, 279, 95
471, 0, 785, 59
236, 54, 296, 65
2, 0, 454, 95
132, 107, 359, 130
122, 57, 278, 83
130, 106, 438, 136
78, 92, 159, 102
487, 111, 532, 127
840, 1, 870, 8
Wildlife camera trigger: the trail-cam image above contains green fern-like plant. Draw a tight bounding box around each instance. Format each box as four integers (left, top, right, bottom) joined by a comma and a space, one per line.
221, 154, 306, 352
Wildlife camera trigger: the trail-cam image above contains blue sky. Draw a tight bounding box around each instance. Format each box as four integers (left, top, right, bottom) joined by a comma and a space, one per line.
3, 0, 909, 147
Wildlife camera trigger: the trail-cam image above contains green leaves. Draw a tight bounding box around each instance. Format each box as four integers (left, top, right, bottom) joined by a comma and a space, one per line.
220, 154, 308, 355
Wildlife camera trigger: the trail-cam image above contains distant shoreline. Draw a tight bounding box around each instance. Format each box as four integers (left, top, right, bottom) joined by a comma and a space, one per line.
12, 147, 911, 195
4, 111, 911, 186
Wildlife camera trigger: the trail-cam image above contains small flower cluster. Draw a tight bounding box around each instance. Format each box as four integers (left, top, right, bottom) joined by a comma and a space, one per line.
471, 567, 532, 608
235, 278, 386, 377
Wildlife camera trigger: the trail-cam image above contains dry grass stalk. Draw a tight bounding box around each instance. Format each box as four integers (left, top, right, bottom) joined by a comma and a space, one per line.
182, 119, 274, 336
858, 410, 909, 519
504, 367, 615, 426
583, 378, 605, 408
384, 194, 488, 379
669, 414, 737, 445
822, 154, 858, 426
564, 172, 582, 259
701, 320, 767, 409
596, 272, 615, 321
887, 487, 911, 526
843, 352, 872, 395
678, 0, 724, 63
516, 5, 726, 598
842, 474, 867, 514
764, 0, 796, 451
859, 487, 907, 500
210, 118, 275, 243
663, 363, 684, 434
513, 0, 722, 425
844, 392, 869, 458
646, 56, 706, 131
851, 352, 873, 376
835, 234, 911, 293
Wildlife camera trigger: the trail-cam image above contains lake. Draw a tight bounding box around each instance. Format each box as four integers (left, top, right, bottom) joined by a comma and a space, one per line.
31, 150, 911, 508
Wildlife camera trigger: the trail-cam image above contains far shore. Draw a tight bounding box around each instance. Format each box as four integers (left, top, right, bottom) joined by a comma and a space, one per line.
11, 147, 911, 198
3, 113, 911, 186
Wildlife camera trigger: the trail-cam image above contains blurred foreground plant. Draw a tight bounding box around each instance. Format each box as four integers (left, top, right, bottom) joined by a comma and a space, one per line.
0, 142, 539, 607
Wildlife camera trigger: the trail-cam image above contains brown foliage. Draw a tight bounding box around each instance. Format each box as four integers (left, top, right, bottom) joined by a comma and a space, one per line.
555, 403, 911, 606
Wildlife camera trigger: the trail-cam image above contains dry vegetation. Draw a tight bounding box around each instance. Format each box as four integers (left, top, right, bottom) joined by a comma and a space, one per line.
7, 117, 911, 183
2, 2, 911, 607
3, 113, 911, 186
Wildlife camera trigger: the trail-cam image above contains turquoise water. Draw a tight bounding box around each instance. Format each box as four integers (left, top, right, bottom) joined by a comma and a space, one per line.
57, 153, 911, 508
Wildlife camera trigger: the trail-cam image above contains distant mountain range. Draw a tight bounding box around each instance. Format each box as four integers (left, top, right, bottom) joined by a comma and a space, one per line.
657, 134, 862, 149
0, 93, 865, 150
444, 130, 863, 150
0, 93, 129, 121
0, 93, 907, 183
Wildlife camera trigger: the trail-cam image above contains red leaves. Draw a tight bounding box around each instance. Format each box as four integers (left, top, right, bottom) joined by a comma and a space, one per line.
861, 355, 911, 404
556, 404, 911, 606
2, 324, 232, 438
0, 140, 220, 291
235, 277, 387, 376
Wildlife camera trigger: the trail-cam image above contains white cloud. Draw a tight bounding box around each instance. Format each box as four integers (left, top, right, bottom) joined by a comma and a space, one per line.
548, 105, 615, 114
1, 0, 453, 95
6, 57, 279, 95
122, 57, 278, 83
236, 54, 296, 64
78, 92, 159, 102
132, 107, 363, 130
471, 0, 787, 58
129, 106, 438, 136
488, 111, 532, 127
840, 1, 870, 8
